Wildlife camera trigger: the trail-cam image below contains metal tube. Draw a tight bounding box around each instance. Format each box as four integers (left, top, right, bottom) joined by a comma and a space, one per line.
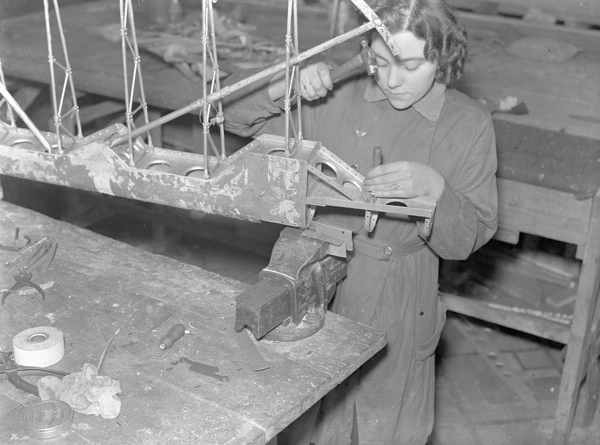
0, 82, 52, 153
119, 0, 134, 165
0, 60, 16, 127
294, 0, 302, 143
110, 21, 375, 148
202, 0, 209, 177
52, 0, 82, 139
127, 0, 153, 148
283, 0, 294, 156
44, 0, 60, 153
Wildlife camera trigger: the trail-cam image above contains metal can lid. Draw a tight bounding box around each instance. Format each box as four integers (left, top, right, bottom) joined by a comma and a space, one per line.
22, 400, 74, 440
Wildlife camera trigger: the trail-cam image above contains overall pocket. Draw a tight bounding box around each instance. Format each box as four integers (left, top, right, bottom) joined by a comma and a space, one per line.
414, 300, 447, 361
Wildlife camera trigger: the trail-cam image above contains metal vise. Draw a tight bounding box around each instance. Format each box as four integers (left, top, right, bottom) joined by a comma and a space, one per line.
234, 227, 348, 341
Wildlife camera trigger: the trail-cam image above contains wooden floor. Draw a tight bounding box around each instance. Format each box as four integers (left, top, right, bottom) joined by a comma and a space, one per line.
85, 214, 600, 445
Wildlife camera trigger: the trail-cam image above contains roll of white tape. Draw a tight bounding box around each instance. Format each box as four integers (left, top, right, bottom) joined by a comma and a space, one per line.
12, 327, 65, 368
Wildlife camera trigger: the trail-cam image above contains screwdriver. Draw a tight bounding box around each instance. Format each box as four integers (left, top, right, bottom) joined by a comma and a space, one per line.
159, 324, 186, 350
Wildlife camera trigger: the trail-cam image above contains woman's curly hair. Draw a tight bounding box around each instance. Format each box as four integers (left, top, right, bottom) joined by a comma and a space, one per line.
358, 0, 468, 85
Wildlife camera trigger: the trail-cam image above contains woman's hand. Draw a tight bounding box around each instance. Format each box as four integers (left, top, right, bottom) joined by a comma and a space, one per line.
363, 161, 445, 200
269, 62, 334, 101
298, 62, 334, 101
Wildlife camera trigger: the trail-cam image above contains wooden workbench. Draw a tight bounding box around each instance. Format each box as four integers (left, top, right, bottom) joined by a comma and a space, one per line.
0, 199, 386, 444
1, 2, 599, 444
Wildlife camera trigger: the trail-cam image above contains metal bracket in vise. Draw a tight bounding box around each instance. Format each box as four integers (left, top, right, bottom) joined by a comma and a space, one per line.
234, 227, 349, 341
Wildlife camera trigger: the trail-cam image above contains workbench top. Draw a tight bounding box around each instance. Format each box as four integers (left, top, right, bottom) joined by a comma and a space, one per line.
0, 199, 386, 444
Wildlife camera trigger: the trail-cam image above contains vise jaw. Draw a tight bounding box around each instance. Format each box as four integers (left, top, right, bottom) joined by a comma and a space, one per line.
234, 227, 348, 341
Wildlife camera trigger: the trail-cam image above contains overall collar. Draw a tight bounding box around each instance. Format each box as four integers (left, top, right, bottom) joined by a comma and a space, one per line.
364, 80, 447, 122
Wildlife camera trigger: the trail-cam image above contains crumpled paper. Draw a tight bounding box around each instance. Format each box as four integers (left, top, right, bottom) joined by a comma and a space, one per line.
37, 363, 122, 419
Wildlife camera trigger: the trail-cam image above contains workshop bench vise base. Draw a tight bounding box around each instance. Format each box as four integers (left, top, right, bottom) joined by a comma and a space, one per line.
234, 227, 347, 341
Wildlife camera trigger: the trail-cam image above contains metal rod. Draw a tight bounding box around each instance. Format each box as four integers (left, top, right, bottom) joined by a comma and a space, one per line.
0, 60, 16, 127
0, 82, 52, 152
110, 21, 375, 148
207, 0, 226, 160
52, 0, 82, 139
127, 1, 153, 148
202, 0, 209, 178
294, 0, 302, 143
44, 0, 60, 154
283, 0, 294, 157
119, 0, 134, 165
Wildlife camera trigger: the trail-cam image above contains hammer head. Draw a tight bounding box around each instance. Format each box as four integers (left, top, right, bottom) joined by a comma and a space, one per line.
359, 37, 378, 76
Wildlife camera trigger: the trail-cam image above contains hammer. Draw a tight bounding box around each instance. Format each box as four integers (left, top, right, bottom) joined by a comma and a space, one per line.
329, 37, 378, 83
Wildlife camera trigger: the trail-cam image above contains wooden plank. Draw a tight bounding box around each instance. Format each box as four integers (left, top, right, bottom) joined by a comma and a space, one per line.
552, 187, 600, 445
497, 178, 593, 248
448, 0, 600, 26
0, 199, 385, 444
454, 13, 600, 140
441, 293, 570, 344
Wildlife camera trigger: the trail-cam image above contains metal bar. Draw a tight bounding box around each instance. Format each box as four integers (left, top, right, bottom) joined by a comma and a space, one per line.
44, 0, 60, 154
283, 0, 294, 157
202, 0, 210, 177
0, 60, 16, 127
52, 0, 83, 140
110, 21, 376, 147
119, 0, 134, 165
293, 0, 302, 143
0, 83, 52, 152
127, 3, 153, 148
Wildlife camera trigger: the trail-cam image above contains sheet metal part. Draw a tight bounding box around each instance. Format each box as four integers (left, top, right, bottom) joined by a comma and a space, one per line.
173, 357, 229, 382
0, 125, 435, 233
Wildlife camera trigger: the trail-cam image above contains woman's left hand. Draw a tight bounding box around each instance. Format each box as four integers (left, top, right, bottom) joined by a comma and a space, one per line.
363, 161, 445, 200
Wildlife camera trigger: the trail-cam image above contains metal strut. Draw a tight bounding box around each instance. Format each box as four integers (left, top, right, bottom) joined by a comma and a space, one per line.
43, 0, 83, 154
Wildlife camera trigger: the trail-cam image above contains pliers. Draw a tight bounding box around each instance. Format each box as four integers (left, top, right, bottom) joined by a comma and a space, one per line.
1, 235, 57, 306
0, 351, 67, 397
1, 268, 45, 306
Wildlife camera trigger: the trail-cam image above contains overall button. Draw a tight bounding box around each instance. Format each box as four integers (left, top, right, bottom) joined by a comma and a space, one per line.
383, 246, 393, 256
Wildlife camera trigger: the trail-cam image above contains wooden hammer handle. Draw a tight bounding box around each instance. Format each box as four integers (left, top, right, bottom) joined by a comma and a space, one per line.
330, 53, 366, 83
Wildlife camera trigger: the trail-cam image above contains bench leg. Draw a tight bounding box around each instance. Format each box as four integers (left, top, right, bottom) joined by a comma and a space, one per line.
552, 194, 600, 445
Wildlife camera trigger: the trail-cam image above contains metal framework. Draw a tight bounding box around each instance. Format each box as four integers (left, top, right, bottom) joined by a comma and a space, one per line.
43, 0, 82, 153
0, 0, 435, 248
118, 0, 154, 164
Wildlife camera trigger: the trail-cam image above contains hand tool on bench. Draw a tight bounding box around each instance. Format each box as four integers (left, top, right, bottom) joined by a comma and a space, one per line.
234, 227, 348, 342
0, 351, 68, 397
172, 357, 229, 382
159, 324, 186, 350
1, 237, 57, 306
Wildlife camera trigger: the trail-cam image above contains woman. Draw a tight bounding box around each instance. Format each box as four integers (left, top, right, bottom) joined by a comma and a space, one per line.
223, 1, 498, 443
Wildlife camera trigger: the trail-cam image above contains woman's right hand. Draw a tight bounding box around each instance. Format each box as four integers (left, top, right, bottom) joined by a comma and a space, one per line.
269, 61, 334, 101
298, 62, 334, 101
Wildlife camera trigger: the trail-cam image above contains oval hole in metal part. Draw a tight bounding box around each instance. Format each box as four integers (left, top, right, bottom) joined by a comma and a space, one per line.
386, 201, 408, 207
185, 167, 205, 179
316, 162, 338, 178
343, 180, 362, 193
267, 148, 286, 157
10, 139, 35, 150
147, 161, 171, 173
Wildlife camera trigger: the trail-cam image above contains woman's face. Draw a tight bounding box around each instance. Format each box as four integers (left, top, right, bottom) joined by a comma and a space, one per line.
370, 31, 438, 110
